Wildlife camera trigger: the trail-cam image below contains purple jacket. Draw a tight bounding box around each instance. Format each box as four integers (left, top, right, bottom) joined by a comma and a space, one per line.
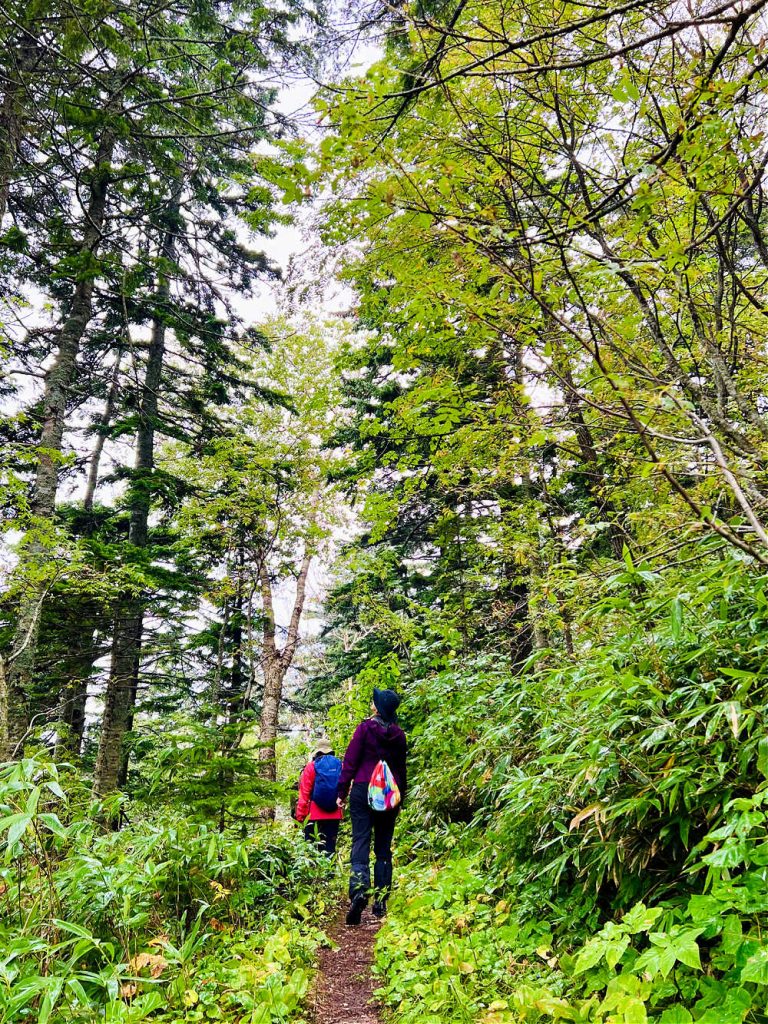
337, 717, 407, 802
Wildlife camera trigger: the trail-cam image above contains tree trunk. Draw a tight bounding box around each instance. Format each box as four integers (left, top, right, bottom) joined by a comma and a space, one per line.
56, 620, 102, 756
559, 355, 627, 559
93, 610, 142, 797
527, 572, 549, 654
256, 550, 313, 802
224, 544, 246, 727
83, 346, 124, 511
115, 608, 143, 791
5, 133, 115, 754
93, 206, 177, 797
257, 661, 285, 782
0, 659, 10, 761
0, 30, 37, 223
62, 673, 89, 756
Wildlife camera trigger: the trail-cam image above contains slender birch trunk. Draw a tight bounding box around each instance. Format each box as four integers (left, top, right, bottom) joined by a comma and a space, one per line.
256, 550, 313, 802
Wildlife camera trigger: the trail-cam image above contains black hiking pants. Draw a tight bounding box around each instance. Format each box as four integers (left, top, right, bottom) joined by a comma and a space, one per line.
303, 820, 340, 857
348, 782, 398, 905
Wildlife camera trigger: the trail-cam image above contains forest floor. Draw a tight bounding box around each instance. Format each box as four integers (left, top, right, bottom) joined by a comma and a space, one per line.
312, 906, 383, 1024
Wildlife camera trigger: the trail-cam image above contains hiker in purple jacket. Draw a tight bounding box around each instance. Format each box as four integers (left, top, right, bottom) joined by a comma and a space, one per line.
336, 687, 407, 926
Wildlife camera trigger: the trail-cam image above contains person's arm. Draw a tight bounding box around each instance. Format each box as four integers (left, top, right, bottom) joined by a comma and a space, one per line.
337, 722, 367, 803
295, 762, 315, 822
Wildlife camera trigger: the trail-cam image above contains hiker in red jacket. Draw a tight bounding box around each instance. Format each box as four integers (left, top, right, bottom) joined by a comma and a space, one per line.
336, 688, 407, 925
295, 738, 343, 856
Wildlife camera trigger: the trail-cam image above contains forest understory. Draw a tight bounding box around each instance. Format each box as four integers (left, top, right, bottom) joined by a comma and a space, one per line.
5, 0, 768, 1020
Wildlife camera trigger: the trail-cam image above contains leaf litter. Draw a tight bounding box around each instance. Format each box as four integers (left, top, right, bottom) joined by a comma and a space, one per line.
313, 907, 383, 1024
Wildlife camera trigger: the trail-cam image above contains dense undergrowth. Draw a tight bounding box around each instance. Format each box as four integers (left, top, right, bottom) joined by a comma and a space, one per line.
0, 759, 333, 1023
373, 553, 768, 1024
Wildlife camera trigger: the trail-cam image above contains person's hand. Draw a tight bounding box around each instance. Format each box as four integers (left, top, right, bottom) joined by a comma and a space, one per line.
336, 797, 345, 809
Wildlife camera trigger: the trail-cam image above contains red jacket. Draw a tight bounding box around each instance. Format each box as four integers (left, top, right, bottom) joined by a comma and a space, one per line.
295, 759, 343, 823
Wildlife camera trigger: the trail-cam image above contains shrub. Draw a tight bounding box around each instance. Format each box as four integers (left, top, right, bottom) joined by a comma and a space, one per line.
0, 758, 332, 1022
375, 554, 768, 1023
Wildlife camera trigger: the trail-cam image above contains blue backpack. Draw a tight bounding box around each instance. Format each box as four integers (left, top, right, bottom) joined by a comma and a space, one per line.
311, 755, 342, 812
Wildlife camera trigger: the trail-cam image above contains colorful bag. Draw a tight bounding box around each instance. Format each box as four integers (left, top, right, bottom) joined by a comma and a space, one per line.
367, 759, 401, 812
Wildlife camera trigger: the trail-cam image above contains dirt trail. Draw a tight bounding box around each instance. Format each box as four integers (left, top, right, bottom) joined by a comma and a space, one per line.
312, 907, 383, 1024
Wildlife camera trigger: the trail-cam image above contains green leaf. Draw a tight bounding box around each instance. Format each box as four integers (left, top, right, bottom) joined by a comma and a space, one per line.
660, 1009, 692, 1024
4, 814, 32, 852
622, 998, 647, 1024
724, 701, 741, 739
741, 946, 768, 984
534, 996, 577, 1020
606, 935, 630, 970
672, 931, 702, 971
39, 813, 66, 837
611, 74, 641, 102
622, 544, 634, 571
573, 939, 606, 974
66, 977, 89, 1005
623, 903, 663, 934
25, 786, 41, 816
45, 780, 67, 800
721, 915, 743, 955
697, 988, 750, 1024
53, 919, 95, 940
670, 598, 683, 640
702, 841, 748, 868
38, 978, 63, 1024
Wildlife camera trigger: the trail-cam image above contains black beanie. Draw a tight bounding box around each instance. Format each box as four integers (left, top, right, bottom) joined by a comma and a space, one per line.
373, 687, 402, 723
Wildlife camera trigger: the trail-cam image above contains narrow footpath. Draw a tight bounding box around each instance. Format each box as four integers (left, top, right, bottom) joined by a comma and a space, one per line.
313, 907, 383, 1024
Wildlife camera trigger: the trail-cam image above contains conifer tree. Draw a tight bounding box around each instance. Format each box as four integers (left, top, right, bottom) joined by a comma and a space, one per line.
0, 0, 318, 758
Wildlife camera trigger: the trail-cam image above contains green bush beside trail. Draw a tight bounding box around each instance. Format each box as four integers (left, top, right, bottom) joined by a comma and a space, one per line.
373, 555, 768, 1024
0, 759, 332, 1023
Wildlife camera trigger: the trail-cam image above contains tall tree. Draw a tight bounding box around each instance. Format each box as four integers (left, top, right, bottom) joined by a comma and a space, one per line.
166, 318, 346, 797
1, 0, 319, 758
312, 0, 768, 675
93, 195, 181, 795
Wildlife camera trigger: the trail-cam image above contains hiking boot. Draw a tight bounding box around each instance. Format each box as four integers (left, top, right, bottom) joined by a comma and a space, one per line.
345, 897, 366, 926
372, 901, 387, 919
